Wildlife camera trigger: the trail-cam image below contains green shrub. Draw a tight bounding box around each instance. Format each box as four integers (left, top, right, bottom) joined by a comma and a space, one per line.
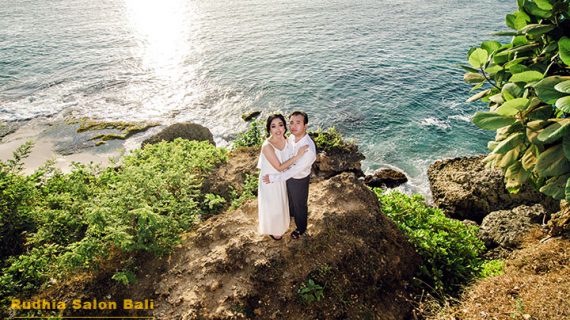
309, 127, 355, 153
464, 0, 570, 199
233, 120, 264, 148
374, 189, 485, 294
0, 139, 228, 308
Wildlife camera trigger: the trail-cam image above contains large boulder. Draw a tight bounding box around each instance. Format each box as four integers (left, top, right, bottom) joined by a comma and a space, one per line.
364, 168, 408, 189
312, 146, 365, 178
142, 122, 215, 147
428, 156, 558, 222
478, 204, 547, 249
150, 173, 420, 319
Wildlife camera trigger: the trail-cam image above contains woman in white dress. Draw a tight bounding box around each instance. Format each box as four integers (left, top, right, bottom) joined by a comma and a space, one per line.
257, 114, 308, 240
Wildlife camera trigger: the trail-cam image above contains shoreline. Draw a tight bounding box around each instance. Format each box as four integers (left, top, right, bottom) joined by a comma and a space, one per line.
0, 119, 126, 175
1, 117, 433, 199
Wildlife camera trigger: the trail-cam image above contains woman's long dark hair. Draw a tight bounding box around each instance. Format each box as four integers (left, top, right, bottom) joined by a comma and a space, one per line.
265, 114, 288, 138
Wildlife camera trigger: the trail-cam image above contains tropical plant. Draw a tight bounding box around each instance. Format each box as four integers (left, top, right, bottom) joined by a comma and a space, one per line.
464, 0, 570, 201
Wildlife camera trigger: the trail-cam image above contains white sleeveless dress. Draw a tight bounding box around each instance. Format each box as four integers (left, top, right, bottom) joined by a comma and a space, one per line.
257, 140, 291, 235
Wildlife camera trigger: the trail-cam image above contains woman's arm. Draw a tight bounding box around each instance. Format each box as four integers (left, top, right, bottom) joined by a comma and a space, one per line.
262, 144, 308, 172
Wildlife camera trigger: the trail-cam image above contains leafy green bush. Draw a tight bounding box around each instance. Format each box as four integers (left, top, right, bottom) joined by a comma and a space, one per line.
0, 139, 228, 307
233, 120, 264, 148
464, 0, 570, 198
374, 189, 485, 294
309, 127, 355, 153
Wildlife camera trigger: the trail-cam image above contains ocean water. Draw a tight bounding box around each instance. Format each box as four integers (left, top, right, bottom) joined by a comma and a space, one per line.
0, 0, 516, 195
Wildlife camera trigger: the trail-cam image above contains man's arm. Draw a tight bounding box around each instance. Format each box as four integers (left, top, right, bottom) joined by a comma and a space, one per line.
266, 149, 316, 183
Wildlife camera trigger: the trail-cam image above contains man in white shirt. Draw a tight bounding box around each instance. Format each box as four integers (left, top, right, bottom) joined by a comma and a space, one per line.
263, 111, 316, 239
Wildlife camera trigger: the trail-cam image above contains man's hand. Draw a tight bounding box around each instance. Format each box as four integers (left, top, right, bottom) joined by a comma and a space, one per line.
262, 174, 270, 184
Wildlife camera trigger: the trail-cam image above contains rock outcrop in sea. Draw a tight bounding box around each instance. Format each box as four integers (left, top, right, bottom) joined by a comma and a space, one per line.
427, 156, 559, 222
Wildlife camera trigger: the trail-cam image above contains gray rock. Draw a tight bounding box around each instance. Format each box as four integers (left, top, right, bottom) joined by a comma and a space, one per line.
312, 146, 365, 178
428, 155, 558, 222
478, 204, 547, 249
142, 122, 215, 147
241, 111, 261, 122
0, 121, 24, 141
364, 168, 408, 189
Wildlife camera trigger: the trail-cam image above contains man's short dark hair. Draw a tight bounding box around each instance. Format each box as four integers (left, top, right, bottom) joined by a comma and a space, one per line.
289, 111, 308, 124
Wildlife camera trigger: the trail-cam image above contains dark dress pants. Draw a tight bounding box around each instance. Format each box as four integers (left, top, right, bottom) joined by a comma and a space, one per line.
286, 175, 310, 234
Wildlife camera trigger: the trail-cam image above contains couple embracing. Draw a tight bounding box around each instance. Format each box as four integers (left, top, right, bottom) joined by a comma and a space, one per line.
256, 111, 316, 240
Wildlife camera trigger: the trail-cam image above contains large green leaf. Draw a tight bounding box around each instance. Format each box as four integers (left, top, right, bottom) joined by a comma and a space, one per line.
502, 83, 524, 100
498, 148, 521, 168
524, 1, 552, 18
506, 10, 532, 30
537, 120, 570, 143
526, 120, 551, 145
504, 57, 528, 69
469, 48, 488, 68
536, 144, 570, 177
556, 96, 570, 113
559, 37, 570, 66
481, 41, 502, 54
506, 13, 517, 30
533, 76, 570, 104
505, 161, 529, 193
484, 65, 503, 74
509, 64, 530, 74
493, 132, 524, 154
520, 24, 555, 35
512, 35, 528, 46
472, 112, 516, 130
554, 81, 570, 94
540, 175, 568, 200
496, 98, 529, 116
509, 71, 544, 83
521, 146, 538, 170
534, 0, 553, 10
505, 43, 540, 54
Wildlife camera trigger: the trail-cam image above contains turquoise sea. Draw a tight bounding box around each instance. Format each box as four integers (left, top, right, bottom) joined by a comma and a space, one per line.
0, 0, 516, 194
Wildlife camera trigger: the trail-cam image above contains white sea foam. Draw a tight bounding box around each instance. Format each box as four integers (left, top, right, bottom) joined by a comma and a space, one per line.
419, 117, 451, 129
448, 114, 472, 122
